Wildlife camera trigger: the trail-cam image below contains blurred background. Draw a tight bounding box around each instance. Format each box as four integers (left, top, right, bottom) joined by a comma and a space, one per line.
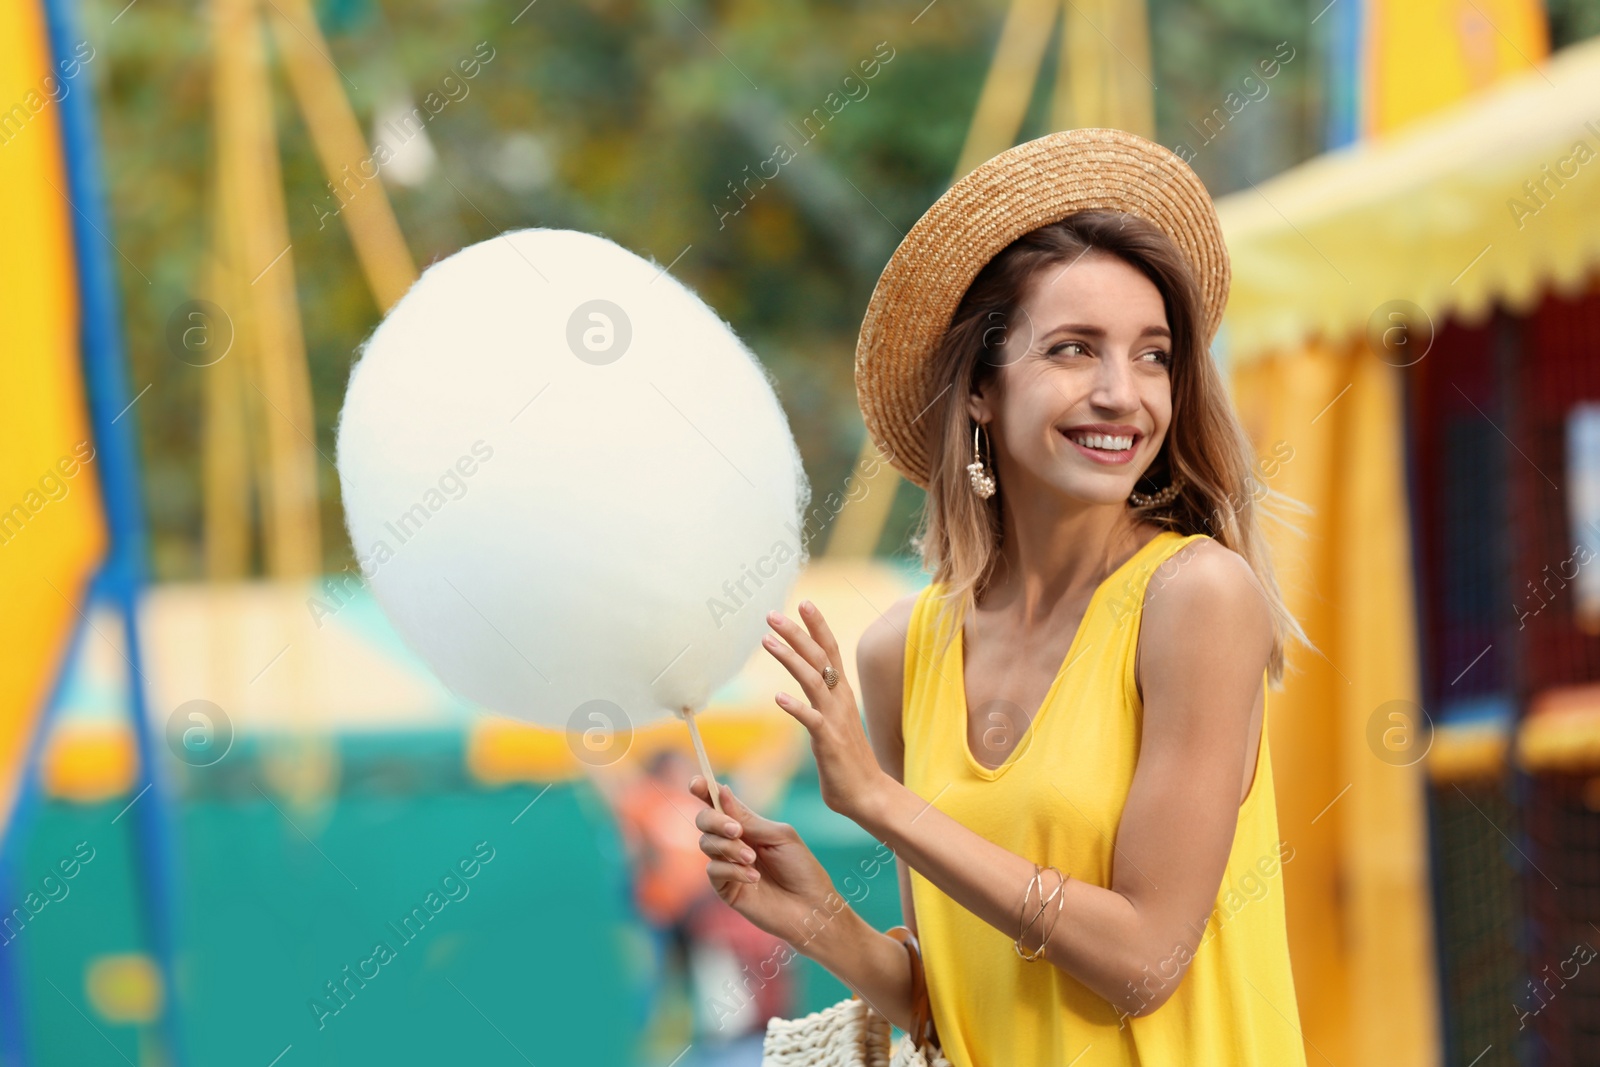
5, 0, 1600, 1063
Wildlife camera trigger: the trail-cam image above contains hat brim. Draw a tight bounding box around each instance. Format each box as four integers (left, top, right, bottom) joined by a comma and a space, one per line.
854, 128, 1230, 491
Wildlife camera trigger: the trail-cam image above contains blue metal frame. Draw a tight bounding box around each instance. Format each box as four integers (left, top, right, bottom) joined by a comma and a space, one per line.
5, 2, 186, 1064
1320, 0, 1364, 150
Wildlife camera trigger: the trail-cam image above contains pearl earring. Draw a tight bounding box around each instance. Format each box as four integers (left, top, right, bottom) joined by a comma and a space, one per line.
968, 424, 996, 500
1129, 471, 1186, 508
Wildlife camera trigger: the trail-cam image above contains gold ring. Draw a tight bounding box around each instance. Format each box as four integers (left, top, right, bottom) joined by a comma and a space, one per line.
822, 665, 840, 689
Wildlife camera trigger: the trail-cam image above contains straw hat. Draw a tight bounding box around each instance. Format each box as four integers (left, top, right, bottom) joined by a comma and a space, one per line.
854, 127, 1230, 491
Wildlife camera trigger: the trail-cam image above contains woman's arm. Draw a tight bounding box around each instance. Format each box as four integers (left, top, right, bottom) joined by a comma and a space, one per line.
768, 543, 1272, 1019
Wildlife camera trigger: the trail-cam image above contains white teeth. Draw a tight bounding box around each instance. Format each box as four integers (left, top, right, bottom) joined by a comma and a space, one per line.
1068, 432, 1134, 451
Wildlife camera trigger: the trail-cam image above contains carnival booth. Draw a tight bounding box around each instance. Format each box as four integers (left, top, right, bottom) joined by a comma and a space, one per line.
1217, 30, 1600, 1067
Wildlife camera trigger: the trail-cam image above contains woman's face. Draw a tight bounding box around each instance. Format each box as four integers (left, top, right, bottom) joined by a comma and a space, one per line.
970, 251, 1174, 508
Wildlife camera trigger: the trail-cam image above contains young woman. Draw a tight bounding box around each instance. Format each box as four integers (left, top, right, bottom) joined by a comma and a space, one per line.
688, 129, 1312, 1065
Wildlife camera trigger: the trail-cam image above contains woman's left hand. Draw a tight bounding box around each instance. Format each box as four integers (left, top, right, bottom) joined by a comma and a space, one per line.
761, 600, 888, 824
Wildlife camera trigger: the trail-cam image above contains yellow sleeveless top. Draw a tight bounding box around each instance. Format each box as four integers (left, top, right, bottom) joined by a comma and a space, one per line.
902, 531, 1307, 1067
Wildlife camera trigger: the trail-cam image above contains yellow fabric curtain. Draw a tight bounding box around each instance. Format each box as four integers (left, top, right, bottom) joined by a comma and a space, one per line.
0, 1, 108, 835
1229, 339, 1438, 1065
1367, 0, 1547, 136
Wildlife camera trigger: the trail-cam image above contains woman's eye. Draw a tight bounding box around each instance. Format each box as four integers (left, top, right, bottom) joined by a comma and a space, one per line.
1048, 341, 1087, 357
1143, 350, 1173, 366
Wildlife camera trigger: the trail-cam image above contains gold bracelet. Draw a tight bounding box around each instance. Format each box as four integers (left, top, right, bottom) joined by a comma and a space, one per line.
1017, 870, 1068, 966
1015, 865, 1065, 960
1029, 870, 1069, 961
1018, 868, 1066, 961
1018, 871, 1055, 945
1015, 864, 1046, 949
1020, 864, 1062, 942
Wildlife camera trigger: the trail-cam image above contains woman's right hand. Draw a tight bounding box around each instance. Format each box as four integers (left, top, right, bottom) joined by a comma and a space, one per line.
689, 775, 842, 949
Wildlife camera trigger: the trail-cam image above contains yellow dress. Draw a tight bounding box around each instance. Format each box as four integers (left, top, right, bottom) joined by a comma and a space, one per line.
902, 530, 1308, 1066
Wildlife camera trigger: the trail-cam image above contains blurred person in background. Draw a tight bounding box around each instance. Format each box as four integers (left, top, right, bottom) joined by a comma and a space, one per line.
608, 746, 794, 1065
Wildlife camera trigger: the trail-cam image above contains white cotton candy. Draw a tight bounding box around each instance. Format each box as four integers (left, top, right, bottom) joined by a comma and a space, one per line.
335, 228, 810, 730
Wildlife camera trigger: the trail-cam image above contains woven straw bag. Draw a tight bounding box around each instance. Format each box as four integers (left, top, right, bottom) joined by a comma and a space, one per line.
761, 925, 953, 1067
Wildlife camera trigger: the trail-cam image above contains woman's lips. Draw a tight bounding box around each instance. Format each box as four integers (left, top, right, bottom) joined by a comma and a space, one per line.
1061, 430, 1139, 465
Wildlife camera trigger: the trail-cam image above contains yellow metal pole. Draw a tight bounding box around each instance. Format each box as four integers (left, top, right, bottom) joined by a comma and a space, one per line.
1053, 0, 1154, 136
820, 437, 901, 557
953, 0, 1060, 176
213, 0, 322, 579
1119, 0, 1155, 137
268, 0, 419, 311
200, 253, 252, 580
207, 0, 259, 584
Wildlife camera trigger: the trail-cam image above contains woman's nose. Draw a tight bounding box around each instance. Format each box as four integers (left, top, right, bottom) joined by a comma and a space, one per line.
1089, 352, 1139, 410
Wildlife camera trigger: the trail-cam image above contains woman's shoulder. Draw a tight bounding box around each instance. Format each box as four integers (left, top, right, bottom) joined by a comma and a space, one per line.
856, 589, 922, 690
1146, 532, 1258, 598
1141, 534, 1272, 660
855, 590, 923, 775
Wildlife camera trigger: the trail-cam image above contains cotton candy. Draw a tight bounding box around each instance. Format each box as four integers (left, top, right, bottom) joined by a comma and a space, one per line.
335, 228, 809, 730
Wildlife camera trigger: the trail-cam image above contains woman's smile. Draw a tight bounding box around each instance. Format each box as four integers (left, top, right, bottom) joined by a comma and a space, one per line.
1060, 423, 1144, 465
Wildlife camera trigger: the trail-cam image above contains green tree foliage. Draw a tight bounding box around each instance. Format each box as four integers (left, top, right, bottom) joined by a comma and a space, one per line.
79, 0, 1327, 577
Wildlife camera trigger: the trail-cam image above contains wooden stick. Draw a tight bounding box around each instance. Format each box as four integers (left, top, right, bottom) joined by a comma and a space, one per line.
680, 705, 724, 815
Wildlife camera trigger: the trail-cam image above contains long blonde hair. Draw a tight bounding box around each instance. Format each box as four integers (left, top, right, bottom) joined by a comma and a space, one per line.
907, 210, 1314, 688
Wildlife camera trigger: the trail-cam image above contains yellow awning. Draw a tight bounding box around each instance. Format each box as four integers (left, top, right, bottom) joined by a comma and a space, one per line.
1216, 34, 1600, 367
